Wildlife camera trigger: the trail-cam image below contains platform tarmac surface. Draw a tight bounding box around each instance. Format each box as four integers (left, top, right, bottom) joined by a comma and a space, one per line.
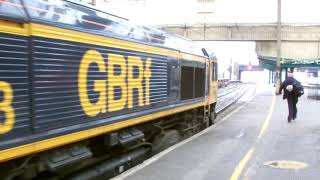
113, 85, 320, 180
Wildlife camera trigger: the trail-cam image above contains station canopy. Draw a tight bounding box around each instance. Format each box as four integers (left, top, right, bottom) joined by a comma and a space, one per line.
258, 55, 320, 70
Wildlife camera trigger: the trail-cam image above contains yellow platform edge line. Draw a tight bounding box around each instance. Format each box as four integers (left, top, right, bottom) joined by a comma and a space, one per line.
258, 89, 276, 139
230, 148, 255, 180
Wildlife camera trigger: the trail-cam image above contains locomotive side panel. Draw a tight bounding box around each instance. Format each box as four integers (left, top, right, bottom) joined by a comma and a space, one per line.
31, 35, 169, 132
23, 0, 173, 132
0, 1, 31, 144
0, 31, 31, 141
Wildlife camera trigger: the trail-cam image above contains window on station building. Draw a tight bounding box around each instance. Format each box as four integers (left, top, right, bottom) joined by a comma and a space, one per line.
197, 0, 215, 14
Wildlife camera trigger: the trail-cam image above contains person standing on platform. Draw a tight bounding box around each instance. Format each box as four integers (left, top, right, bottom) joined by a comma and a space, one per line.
278, 70, 300, 123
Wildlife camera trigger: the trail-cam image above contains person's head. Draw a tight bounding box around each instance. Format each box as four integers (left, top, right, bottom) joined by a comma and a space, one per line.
288, 70, 294, 77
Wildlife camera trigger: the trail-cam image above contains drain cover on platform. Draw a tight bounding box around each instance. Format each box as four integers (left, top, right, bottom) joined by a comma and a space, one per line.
263, 160, 308, 170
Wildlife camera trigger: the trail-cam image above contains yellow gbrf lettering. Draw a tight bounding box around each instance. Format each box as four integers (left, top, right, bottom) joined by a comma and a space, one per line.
78, 50, 107, 117
127, 56, 144, 108
108, 54, 127, 112
143, 58, 152, 105
0, 81, 15, 134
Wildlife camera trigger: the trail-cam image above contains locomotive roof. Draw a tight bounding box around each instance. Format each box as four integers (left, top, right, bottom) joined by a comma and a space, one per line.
61, 0, 206, 57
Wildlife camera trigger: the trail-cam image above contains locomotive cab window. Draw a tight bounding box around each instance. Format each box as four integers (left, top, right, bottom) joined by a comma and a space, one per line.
212, 62, 218, 81
194, 67, 205, 98
181, 66, 194, 100
180, 62, 206, 100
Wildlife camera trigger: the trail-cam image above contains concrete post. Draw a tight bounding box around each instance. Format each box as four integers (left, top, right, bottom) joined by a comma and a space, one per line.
269, 70, 271, 84
275, 0, 282, 94
184, 23, 187, 38
203, 23, 206, 40
317, 39, 319, 59
285, 67, 288, 80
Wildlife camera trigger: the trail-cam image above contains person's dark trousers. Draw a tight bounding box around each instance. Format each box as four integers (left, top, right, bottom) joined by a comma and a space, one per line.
293, 97, 298, 119
287, 96, 298, 122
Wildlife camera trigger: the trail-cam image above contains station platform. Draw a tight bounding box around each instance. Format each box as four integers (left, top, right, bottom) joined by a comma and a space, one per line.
113, 85, 320, 180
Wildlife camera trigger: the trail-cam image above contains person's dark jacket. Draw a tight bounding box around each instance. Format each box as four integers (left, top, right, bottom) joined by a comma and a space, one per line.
279, 77, 297, 99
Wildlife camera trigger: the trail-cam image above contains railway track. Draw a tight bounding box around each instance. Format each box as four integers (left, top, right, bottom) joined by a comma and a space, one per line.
216, 83, 251, 113
217, 83, 243, 98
